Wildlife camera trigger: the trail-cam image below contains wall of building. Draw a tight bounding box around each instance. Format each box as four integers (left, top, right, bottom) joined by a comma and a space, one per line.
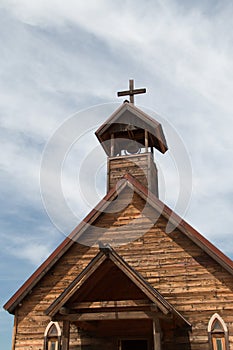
11, 188, 233, 349
108, 153, 158, 196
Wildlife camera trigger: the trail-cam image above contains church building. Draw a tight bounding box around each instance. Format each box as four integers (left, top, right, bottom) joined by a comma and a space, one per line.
4, 80, 233, 350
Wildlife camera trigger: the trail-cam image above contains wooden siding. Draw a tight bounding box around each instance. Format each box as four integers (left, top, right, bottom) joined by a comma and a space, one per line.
11, 188, 233, 349
108, 153, 158, 196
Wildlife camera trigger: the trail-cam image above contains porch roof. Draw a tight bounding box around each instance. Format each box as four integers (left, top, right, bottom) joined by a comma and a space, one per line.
46, 245, 191, 327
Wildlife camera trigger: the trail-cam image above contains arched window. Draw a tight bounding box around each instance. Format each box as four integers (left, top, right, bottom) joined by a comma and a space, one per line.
208, 313, 229, 350
44, 321, 61, 350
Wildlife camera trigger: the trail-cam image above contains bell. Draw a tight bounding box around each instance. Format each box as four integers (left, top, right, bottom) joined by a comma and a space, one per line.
125, 140, 140, 154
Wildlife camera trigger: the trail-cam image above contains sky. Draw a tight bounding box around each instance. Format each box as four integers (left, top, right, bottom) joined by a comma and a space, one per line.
1, 0, 233, 348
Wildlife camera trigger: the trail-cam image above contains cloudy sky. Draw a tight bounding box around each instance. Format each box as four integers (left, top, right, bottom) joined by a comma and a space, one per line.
1, 0, 233, 347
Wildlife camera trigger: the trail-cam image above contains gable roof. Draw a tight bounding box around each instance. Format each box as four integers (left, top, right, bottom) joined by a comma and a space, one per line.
95, 102, 168, 155
4, 173, 233, 314
45, 245, 190, 327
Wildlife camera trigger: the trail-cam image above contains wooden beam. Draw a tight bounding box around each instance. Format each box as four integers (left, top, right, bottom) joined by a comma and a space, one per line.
110, 133, 114, 157
145, 130, 149, 152
11, 311, 18, 350
72, 299, 151, 309
129, 79, 134, 104
59, 306, 71, 315
153, 319, 161, 350
150, 304, 158, 312
47, 254, 107, 316
55, 310, 153, 322
62, 320, 70, 350
77, 321, 99, 332
117, 79, 146, 104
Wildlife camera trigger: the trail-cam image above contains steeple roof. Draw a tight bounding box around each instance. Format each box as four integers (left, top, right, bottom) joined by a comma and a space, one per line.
95, 102, 168, 156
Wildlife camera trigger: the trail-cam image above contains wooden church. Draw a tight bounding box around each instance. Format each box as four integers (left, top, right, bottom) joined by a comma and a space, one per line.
4, 80, 233, 350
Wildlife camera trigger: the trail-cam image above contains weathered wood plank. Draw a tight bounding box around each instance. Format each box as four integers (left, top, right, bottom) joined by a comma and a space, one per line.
72, 299, 150, 309
62, 320, 70, 350
11, 191, 233, 349
56, 310, 153, 321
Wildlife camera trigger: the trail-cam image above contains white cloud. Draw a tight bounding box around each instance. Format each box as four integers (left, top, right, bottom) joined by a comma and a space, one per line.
0, 0, 233, 258
10, 241, 51, 266
1, 223, 61, 266
1, 3, 233, 347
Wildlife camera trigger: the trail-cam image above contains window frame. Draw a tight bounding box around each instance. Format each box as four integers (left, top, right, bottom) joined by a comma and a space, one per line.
208, 313, 229, 350
212, 334, 225, 350
44, 321, 61, 350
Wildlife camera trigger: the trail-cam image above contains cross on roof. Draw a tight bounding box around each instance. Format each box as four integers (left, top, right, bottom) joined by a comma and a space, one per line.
117, 79, 146, 104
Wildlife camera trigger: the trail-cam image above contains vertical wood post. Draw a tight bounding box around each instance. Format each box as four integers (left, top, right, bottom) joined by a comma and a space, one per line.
110, 133, 114, 157
62, 320, 70, 350
129, 79, 134, 104
153, 318, 161, 350
11, 311, 18, 350
145, 130, 149, 152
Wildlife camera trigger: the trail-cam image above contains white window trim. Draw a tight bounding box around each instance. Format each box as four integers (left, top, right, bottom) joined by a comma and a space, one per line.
208, 313, 228, 333
44, 321, 62, 337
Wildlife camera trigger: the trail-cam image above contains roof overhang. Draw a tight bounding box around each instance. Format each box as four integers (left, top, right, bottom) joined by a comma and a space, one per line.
95, 102, 168, 155
4, 173, 233, 314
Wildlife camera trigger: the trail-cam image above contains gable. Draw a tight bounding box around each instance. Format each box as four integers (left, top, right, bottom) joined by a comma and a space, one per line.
67, 259, 147, 302
46, 247, 190, 327
4, 174, 233, 314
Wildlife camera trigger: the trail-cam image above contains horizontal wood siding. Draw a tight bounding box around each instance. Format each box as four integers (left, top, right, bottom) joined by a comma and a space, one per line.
108, 153, 158, 196
14, 244, 99, 349
12, 188, 233, 349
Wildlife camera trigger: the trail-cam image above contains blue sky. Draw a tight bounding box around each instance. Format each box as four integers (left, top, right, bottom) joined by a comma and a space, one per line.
1, 0, 233, 348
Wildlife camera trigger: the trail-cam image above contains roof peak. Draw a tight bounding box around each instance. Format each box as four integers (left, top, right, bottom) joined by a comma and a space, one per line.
4, 173, 233, 314
95, 102, 168, 156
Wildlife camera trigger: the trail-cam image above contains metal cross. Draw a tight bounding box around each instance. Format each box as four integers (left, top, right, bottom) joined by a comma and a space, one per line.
117, 79, 146, 104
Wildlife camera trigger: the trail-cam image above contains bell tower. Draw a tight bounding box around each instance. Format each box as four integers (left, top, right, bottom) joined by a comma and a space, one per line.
95, 80, 168, 197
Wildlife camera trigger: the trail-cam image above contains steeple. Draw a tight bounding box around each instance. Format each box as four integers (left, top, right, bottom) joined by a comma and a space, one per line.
95, 80, 168, 197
